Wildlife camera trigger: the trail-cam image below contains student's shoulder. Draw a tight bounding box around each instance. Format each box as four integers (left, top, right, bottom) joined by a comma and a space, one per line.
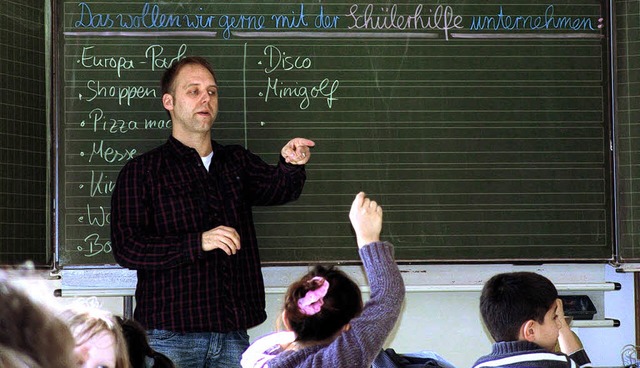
473, 351, 576, 368
241, 331, 295, 368
472, 341, 569, 368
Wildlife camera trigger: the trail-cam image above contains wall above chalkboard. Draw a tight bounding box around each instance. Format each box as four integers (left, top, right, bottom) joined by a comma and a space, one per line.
56, 0, 613, 267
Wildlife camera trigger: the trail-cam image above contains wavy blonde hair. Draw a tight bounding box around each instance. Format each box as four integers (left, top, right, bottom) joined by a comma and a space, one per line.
61, 305, 131, 368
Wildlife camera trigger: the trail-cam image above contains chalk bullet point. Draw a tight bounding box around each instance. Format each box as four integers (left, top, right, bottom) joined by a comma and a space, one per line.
260, 121, 265, 126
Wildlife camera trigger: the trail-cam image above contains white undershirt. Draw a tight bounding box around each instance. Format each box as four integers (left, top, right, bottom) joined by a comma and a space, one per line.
201, 151, 213, 171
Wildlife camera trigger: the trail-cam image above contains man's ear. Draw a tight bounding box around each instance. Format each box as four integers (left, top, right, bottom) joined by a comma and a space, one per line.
521, 320, 537, 342
162, 93, 174, 111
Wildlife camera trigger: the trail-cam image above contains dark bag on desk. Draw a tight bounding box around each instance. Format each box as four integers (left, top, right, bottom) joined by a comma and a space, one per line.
372, 349, 448, 368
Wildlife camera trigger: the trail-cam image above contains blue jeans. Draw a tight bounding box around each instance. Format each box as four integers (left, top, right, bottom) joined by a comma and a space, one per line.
147, 329, 250, 368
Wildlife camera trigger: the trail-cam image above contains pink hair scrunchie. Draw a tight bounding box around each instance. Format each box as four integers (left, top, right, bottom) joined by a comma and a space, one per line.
297, 276, 330, 316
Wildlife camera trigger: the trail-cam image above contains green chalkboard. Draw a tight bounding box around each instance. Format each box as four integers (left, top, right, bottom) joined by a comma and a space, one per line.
0, 0, 49, 265
614, 0, 640, 263
56, 0, 613, 266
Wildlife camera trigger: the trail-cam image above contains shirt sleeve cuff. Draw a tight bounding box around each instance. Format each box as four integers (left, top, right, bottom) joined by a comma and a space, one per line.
183, 232, 205, 263
568, 348, 591, 366
278, 155, 305, 172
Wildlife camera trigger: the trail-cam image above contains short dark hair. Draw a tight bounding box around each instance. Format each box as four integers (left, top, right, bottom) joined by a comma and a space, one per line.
116, 317, 175, 368
160, 56, 217, 96
479, 271, 558, 342
284, 265, 363, 342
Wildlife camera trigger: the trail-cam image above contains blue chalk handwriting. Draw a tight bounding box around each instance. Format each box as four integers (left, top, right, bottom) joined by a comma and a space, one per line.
219, 14, 265, 40
315, 5, 340, 29
75, 2, 216, 29
470, 5, 600, 32
71, 2, 603, 40
75, 2, 115, 28
272, 4, 309, 28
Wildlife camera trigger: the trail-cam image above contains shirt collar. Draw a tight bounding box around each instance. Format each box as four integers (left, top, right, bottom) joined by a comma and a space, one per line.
167, 135, 222, 159
491, 340, 544, 355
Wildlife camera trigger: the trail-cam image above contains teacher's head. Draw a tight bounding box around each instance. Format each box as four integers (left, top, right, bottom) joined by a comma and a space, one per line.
161, 56, 219, 138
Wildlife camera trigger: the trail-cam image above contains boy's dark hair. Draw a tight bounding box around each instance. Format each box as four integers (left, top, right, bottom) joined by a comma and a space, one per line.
479, 271, 558, 342
160, 56, 217, 96
284, 265, 363, 342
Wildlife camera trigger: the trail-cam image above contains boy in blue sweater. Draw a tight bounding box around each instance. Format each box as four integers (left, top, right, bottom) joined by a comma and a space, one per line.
472, 272, 591, 368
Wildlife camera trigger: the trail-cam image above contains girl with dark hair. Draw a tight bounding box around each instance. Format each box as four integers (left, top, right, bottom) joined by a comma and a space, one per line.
242, 192, 405, 368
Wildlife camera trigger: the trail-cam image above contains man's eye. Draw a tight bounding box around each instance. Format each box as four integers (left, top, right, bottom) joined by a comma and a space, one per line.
208, 90, 217, 96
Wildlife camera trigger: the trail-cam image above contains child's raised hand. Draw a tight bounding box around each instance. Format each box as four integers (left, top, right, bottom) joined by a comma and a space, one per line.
349, 192, 383, 248
555, 298, 569, 328
556, 298, 584, 355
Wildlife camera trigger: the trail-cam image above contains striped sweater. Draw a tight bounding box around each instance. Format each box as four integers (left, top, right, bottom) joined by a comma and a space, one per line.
472, 341, 592, 368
